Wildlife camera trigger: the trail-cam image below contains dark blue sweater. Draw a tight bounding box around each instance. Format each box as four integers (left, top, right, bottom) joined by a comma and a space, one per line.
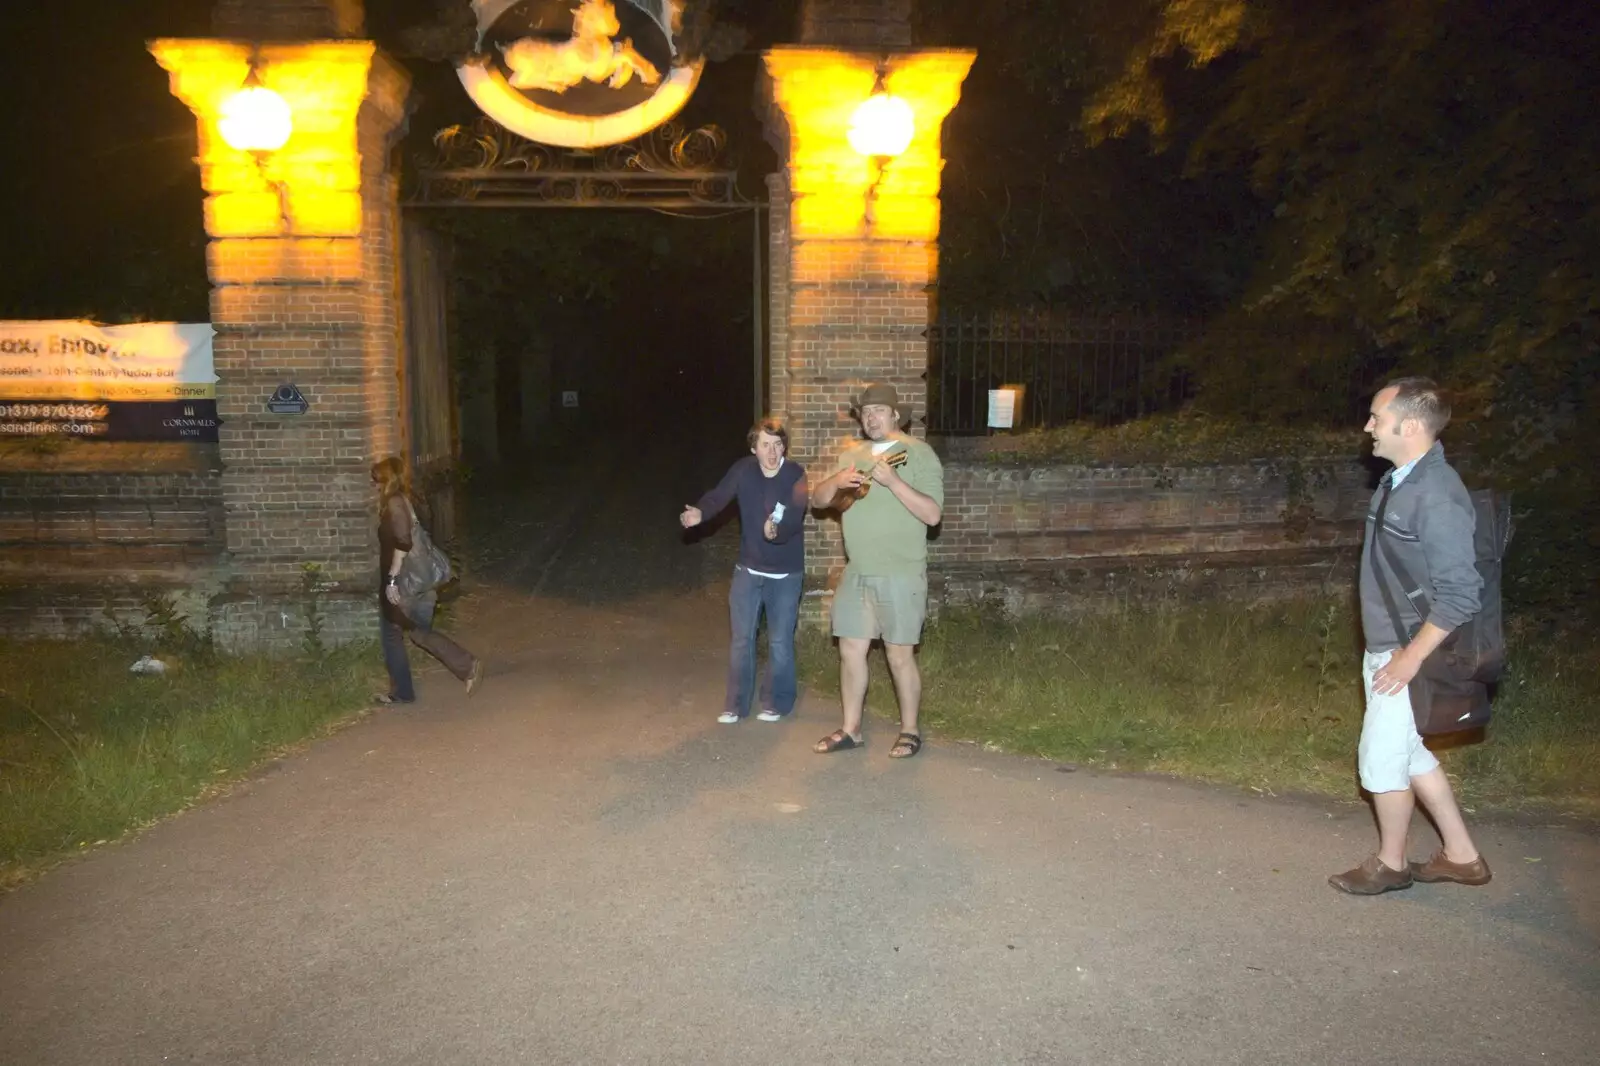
695, 456, 808, 574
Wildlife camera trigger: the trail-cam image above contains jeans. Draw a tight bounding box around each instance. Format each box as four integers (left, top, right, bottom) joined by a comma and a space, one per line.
724, 566, 803, 718
379, 589, 476, 701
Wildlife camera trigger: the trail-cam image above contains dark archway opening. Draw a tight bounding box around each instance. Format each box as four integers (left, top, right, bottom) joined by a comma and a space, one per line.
392, 50, 779, 602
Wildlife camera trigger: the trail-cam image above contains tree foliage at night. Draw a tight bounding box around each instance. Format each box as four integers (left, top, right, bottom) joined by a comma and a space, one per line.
1094, 0, 1596, 431
923, 0, 1598, 604
930, 0, 1596, 409
913, 0, 1263, 313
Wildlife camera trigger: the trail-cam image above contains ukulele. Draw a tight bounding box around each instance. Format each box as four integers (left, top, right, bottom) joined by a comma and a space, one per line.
833, 448, 908, 512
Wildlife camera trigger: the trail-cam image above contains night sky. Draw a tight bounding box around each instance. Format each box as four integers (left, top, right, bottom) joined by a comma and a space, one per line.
0, 2, 217, 320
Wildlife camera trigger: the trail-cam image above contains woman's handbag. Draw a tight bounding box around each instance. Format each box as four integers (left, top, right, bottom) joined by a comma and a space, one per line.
396, 501, 454, 598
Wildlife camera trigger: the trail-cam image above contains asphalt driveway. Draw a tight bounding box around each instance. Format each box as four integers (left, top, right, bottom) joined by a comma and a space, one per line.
2, 436, 1595, 1065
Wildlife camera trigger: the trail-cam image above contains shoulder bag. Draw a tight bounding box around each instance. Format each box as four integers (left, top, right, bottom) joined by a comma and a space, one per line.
396, 497, 454, 598
1368, 477, 1497, 736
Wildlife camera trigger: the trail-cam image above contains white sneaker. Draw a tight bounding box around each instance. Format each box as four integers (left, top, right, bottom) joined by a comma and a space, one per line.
756, 710, 784, 722
717, 712, 742, 724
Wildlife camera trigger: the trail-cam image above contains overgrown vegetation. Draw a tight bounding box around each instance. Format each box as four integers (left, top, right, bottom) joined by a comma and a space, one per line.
967, 413, 1358, 466
300, 563, 331, 659
798, 604, 1600, 819
0, 636, 378, 889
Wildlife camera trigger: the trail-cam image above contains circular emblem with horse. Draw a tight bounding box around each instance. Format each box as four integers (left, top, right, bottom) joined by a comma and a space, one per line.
458, 0, 703, 147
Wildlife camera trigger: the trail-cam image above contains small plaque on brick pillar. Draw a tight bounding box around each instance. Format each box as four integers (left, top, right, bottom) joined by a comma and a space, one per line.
266, 383, 310, 414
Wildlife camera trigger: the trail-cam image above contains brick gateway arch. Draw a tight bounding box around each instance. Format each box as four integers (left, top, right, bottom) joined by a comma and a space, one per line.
151, 1, 970, 649
401, 116, 771, 507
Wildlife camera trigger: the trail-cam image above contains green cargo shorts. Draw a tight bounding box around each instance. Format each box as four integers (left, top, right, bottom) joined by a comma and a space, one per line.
831, 568, 928, 645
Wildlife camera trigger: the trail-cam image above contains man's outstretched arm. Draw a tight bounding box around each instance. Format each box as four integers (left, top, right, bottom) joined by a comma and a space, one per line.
682, 460, 743, 527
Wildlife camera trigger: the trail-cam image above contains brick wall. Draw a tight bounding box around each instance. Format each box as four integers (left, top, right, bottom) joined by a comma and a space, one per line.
775, 235, 940, 587
0, 443, 227, 638
359, 73, 406, 467
213, 0, 364, 38
923, 443, 1373, 617
765, 172, 791, 425
207, 228, 376, 650
800, 0, 914, 47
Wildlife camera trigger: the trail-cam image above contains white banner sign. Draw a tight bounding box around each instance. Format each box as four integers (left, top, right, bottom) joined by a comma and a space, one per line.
0, 320, 216, 402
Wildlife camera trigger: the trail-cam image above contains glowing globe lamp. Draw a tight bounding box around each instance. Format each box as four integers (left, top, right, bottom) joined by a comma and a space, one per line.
218, 85, 293, 153
847, 92, 915, 158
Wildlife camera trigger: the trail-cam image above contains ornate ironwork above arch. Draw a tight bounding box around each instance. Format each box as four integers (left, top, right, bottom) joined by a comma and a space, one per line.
405, 118, 757, 211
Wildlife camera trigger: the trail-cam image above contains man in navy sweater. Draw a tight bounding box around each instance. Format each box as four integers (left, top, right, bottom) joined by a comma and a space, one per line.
681, 418, 810, 723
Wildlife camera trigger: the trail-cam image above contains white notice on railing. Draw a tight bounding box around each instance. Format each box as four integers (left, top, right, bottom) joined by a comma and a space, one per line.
987, 388, 1016, 429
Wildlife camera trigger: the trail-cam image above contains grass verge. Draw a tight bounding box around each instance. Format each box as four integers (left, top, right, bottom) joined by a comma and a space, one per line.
798, 603, 1600, 819
0, 637, 379, 889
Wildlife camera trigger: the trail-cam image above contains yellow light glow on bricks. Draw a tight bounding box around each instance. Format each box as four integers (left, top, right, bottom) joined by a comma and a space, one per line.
764, 48, 974, 242
150, 39, 375, 238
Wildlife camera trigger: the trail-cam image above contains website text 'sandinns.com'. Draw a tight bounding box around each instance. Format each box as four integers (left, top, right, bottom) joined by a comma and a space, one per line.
0, 401, 110, 436
0, 420, 108, 436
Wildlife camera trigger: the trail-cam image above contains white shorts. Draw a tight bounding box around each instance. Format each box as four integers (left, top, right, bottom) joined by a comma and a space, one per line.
1358, 649, 1441, 793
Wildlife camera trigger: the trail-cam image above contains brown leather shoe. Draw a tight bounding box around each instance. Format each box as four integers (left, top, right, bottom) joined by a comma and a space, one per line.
1409, 850, 1492, 886
1329, 854, 1413, 895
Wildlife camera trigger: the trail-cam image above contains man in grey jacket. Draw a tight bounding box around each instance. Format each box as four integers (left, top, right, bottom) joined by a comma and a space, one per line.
1330, 377, 1492, 894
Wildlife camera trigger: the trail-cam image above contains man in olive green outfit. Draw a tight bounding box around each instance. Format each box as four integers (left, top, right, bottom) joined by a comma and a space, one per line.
810, 383, 945, 759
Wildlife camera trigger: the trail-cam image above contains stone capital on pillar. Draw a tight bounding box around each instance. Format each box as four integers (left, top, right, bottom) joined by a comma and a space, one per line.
150, 39, 382, 238
764, 48, 974, 243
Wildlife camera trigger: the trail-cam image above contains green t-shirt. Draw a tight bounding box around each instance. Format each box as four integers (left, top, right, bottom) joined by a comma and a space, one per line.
837, 433, 944, 574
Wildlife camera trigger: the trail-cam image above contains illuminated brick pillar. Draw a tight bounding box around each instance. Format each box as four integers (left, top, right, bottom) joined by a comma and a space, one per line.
763, 22, 974, 613
151, 13, 412, 650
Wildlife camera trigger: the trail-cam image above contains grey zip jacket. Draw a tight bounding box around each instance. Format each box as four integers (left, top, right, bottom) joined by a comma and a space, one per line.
1360, 441, 1482, 653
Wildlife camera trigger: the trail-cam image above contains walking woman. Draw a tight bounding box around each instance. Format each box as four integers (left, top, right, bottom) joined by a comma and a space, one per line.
372, 456, 482, 704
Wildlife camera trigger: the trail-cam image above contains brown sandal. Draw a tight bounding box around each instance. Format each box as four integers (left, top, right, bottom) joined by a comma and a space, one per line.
888, 732, 922, 759
814, 729, 863, 754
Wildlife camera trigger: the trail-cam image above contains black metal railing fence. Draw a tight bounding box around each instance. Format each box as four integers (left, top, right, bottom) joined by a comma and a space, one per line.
934, 308, 1203, 435
927, 309, 1204, 433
